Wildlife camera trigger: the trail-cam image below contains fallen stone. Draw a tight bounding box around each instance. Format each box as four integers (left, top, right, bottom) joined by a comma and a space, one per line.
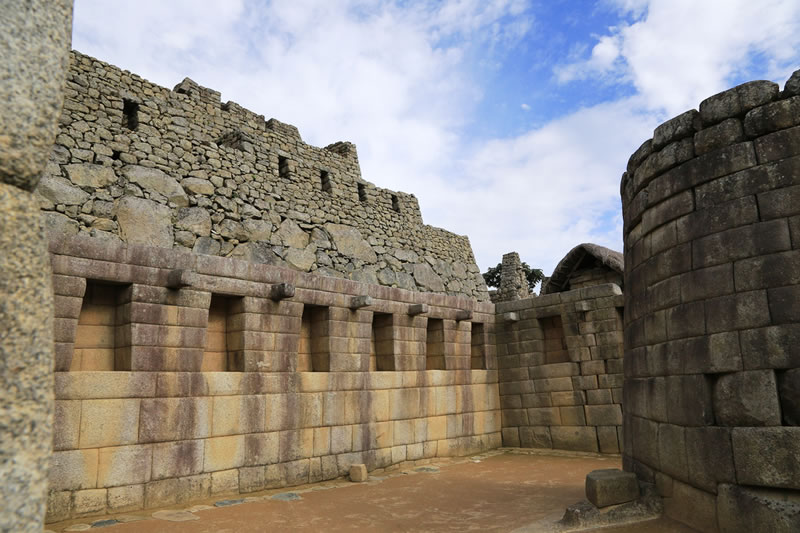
214, 499, 244, 507
350, 464, 368, 482
270, 492, 302, 502
585, 469, 639, 508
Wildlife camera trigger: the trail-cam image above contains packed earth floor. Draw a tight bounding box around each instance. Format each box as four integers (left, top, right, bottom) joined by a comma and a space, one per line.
48, 450, 696, 532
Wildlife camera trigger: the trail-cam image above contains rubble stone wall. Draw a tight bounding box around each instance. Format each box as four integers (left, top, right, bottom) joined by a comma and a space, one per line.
37, 50, 488, 301
621, 72, 800, 532
46, 235, 499, 522
495, 284, 624, 454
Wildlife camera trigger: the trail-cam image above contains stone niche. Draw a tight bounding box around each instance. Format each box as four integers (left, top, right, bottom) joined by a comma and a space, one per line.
621, 72, 800, 533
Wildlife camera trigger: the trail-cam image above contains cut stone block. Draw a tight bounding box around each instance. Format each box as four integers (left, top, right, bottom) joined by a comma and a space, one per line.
717, 484, 800, 533
585, 469, 639, 508
349, 463, 368, 482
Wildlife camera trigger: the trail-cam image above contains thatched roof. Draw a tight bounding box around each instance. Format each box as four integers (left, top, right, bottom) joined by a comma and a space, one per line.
540, 243, 623, 294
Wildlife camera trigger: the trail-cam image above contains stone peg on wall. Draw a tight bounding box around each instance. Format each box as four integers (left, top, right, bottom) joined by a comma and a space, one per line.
408, 303, 429, 316
349, 295, 373, 309
269, 282, 295, 301
166, 269, 197, 289
502, 312, 519, 322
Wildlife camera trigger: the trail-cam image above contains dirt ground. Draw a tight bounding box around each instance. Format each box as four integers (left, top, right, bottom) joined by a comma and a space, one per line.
49, 450, 696, 532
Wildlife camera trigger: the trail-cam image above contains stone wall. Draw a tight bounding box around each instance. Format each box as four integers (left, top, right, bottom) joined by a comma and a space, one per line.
495, 283, 624, 454
46, 234, 500, 522
621, 71, 800, 532
36, 50, 488, 301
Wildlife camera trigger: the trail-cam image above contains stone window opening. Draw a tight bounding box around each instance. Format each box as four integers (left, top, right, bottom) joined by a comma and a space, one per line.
370, 312, 395, 371
358, 182, 367, 203
298, 304, 330, 371
279, 155, 290, 179
320, 170, 332, 193
470, 322, 486, 369
72, 280, 130, 371
111, 150, 121, 161
122, 99, 139, 131
425, 318, 446, 370
391, 195, 400, 212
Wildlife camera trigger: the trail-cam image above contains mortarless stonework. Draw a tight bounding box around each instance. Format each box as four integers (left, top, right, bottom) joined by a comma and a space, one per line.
36, 51, 488, 301
495, 246, 625, 455
46, 234, 500, 522
621, 71, 800, 533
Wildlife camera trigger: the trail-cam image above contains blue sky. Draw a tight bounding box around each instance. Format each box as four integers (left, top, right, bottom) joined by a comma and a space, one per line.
72, 0, 800, 284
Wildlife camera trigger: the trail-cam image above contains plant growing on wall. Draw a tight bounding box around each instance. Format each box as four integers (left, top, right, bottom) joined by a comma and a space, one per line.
482, 261, 544, 293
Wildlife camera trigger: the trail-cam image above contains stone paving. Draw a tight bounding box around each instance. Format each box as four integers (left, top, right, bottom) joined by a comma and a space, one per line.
46, 450, 694, 532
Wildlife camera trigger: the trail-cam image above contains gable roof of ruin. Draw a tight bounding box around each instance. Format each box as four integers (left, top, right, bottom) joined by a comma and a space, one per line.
541, 243, 623, 294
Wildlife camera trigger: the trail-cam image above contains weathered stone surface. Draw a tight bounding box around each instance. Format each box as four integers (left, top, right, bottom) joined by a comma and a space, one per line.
713, 370, 781, 426
349, 463, 368, 482
36, 175, 90, 205
717, 484, 800, 533
123, 166, 188, 207
285, 246, 316, 272
275, 218, 309, 249
65, 164, 117, 188
585, 469, 639, 508
176, 207, 212, 236
732, 427, 800, 489
242, 219, 272, 241
114, 196, 174, 248
42, 211, 80, 237
778, 369, 800, 425
325, 223, 377, 262
182, 177, 215, 196
412, 263, 445, 292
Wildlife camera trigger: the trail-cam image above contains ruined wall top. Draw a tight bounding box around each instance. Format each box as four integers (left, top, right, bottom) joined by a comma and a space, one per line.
492, 252, 530, 302
37, 50, 489, 301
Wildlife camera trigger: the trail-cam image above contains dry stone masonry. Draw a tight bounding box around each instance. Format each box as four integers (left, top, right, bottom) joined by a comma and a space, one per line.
621, 71, 800, 533
36, 51, 488, 301
495, 246, 625, 454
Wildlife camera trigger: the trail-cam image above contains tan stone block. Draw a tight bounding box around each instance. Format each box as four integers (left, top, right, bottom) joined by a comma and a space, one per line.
143, 474, 211, 508
54, 400, 81, 450
211, 469, 240, 495
239, 466, 266, 493
199, 372, 243, 395
283, 459, 311, 486
407, 443, 424, 461
413, 418, 428, 443
349, 463, 368, 482
309, 457, 323, 483
313, 427, 331, 456
79, 399, 140, 448
427, 416, 447, 441
212, 395, 266, 436
244, 432, 279, 466
331, 425, 353, 454
46, 491, 72, 523
390, 388, 421, 420
139, 397, 212, 442
393, 419, 415, 445
73, 488, 107, 517
279, 429, 314, 462
264, 394, 289, 432
49, 449, 98, 491
151, 440, 204, 480
391, 445, 407, 464
369, 390, 390, 422
264, 464, 284, 488
97, 445, 152, 487
56, 372, 157, 399
321, 455, 339, 481
204, 435, 245, 472
107, 484, 144, 512
322, 391, 347, 426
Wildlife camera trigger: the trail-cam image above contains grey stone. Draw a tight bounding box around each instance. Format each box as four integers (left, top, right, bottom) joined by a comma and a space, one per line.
778, 369, 800, 425
193, 236, 221, 255
275, 218, 309, 249
182, 177, 214, 195
349, 464, 368, 482
122, 165, 188, 207
114, 196, 173, 248
732, 427, 800, 490
36, 175, 90, 205
42, 211, 79, 237
176, 207, 211, 236
713, 370, 781, 426
652, 110, 699, 151
218, 219, 248, 241
412, 262, 445, 292
326, 223, 377, 262
585, 469, 639, 508
717, 484, 800, 533
230, 242, 288, 267
65, 164, 117, 188
285, 246, 316, 272
785, 69, 800, 97
242, 219, 272, 241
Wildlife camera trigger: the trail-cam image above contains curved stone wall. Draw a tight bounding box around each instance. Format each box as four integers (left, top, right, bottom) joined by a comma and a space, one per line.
621, 70, 800, 532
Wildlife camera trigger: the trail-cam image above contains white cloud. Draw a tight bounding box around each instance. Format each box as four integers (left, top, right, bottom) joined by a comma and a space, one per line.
71, 0, 800, 281
557, 0, 800, 115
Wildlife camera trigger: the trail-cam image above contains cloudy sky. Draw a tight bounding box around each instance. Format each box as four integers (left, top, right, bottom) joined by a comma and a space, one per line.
72, 0, 800, 281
